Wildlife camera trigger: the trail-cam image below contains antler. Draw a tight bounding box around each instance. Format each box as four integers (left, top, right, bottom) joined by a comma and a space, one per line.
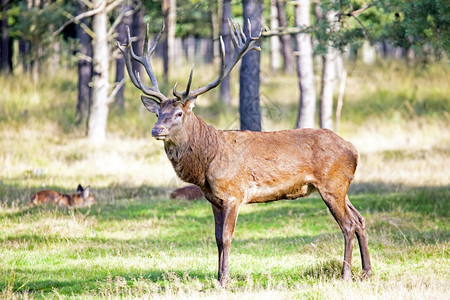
118, 23, 168, 103
173, 18, 263, 103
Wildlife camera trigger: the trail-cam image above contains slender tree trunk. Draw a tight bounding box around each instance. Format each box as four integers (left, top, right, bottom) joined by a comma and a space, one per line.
88, 0, 110, 144
19, 39, 31, 73
318, 4, 339, 130
219, 0, 232, 104
276, 0, 294, 74
31, 47, 40, 83
162, 0, 176, 84
294, 0, 316, 128
270, 0, 281, 72
239, 0, 262, 131
115, 2, 132, 109
209, 0, 219, 59
319, 52, 337, 129
29, 0, 42, 83
76, 3, 92, 127
1, 0, 12, 73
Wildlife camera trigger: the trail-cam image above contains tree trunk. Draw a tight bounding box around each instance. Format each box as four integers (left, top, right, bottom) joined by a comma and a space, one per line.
276, 0, 294, 74
88, 0, 110, 144
319, 4, 339, 130
18, 39, 31, 73
115, 3, 132, 109
28, 0, 41, 83
1, 0, 12, 73
269, 0, 281, 72
219, 0, 232, 104
294, 0, 316, 129
239, 0, 262, 131
76, 2, 92, 127
209, 0, 219, 59
162, 0, 176, 84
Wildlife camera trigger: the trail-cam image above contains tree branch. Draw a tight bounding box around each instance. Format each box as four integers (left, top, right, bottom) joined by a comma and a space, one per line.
335, 3, 375, 40
51, 0, 124, 38
107, 78, 125, 104
263, 26, 312, 38
107, 6, 134, 38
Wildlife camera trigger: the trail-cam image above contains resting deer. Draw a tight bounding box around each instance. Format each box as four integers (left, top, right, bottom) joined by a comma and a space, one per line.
29, 184, 96, 208
170, 185, 204, 200
119, 19, 372, 285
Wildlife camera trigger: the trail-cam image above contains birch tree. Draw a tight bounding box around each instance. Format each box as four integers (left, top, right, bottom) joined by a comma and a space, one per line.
219, 0, 232, 104
294, 0, 316, 129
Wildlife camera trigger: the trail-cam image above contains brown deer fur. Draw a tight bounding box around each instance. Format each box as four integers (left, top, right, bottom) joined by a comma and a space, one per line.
120, 19, 372, 286
29, 185, 95, 208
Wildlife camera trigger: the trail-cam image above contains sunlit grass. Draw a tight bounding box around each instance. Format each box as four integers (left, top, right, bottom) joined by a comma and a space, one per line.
0, 188, 448, 298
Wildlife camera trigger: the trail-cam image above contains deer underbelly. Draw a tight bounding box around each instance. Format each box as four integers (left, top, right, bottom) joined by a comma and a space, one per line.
245, 178, 316, 204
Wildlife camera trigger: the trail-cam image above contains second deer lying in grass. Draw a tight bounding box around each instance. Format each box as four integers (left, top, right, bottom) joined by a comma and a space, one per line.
170, 185, 204, 200
29, 184, 95, 208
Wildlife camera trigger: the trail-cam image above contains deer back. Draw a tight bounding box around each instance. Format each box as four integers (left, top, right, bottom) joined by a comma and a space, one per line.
29, 190, 63, 206
201, 128, 358, 205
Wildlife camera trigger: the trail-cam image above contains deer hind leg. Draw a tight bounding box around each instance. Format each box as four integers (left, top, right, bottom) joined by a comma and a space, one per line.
346, 196, 372, 279
318, 188, 357, 280
319, 186, 372, 280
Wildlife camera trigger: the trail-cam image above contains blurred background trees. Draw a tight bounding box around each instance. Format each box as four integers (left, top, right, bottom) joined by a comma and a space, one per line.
0, 0, 448, 143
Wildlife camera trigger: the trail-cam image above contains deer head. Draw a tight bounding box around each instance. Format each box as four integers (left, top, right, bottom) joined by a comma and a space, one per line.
119, 19, 262, 143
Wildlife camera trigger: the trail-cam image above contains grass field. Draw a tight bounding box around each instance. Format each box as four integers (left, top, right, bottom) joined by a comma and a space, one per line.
0, 60, 449, 299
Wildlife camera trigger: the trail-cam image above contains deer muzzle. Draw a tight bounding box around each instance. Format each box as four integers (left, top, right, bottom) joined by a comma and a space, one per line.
151, 126, 168, 140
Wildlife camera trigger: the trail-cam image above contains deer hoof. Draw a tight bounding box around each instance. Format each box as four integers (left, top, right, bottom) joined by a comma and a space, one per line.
360, 269, 373, 280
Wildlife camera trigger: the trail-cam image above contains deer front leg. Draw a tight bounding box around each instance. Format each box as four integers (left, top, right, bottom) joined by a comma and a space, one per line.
211, 202, 240, 286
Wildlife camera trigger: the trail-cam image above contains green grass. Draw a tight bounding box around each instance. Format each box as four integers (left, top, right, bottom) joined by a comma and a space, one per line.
0, 186, 448, 298
0, 60, 449, 298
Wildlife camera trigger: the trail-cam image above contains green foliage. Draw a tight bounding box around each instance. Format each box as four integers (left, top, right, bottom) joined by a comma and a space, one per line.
310, 0, 449, 59
7, 0, 76, 65
376, 0, 450, 58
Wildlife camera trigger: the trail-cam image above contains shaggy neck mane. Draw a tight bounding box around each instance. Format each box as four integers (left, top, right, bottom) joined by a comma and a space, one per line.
164, 114, 219, 188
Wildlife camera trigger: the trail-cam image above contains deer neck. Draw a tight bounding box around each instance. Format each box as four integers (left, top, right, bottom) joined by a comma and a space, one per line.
163, 114, 219, 187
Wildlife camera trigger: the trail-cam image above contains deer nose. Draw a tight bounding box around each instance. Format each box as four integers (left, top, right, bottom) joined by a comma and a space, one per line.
151, 126, 165, 137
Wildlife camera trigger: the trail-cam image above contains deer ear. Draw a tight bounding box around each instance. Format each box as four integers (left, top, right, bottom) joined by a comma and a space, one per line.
184, 99, 195, 113
83, 186, 90, 199
77, 184, 84, 193
141, 95, 161, 114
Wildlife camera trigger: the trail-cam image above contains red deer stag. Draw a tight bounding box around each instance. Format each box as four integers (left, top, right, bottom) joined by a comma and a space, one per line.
29, 184, 96, 208
119, 19, 372, 285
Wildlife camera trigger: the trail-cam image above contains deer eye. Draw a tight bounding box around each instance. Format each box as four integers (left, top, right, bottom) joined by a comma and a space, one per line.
176, 112, 183, 118
155, 113, 159, 118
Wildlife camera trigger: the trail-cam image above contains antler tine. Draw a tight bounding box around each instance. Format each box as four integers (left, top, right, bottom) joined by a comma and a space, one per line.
148, 23, 165, 56
118, 26, 141, 91
228, 18, 239, 50
173, 82, 182, 100
185, 65, 194, 97
176, 19, 261, 102
222, 18, 261, 77
173, 64, 195, 103
119, 23, 167, 103
133, 23, 163, 93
